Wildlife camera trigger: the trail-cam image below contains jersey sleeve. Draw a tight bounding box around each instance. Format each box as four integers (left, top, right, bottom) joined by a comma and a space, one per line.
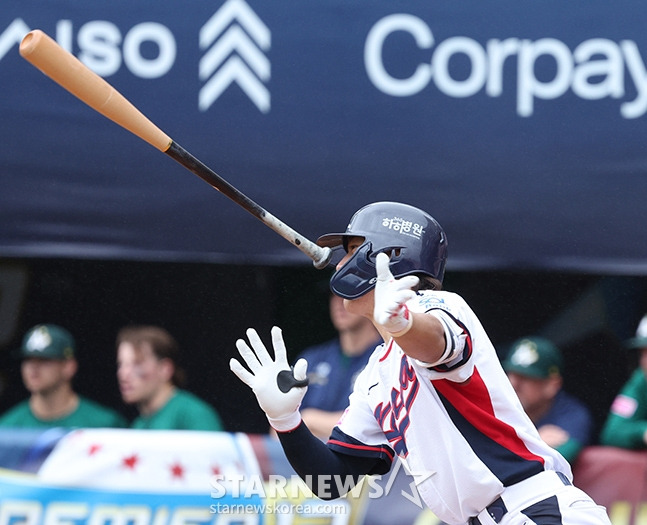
409, 292, 475, 382
413, 308, 469, 369
278, 421, 390, 499
327, 426, 393, 475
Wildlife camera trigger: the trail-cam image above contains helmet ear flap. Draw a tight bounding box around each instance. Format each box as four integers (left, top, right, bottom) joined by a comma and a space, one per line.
331, 243, 409, 299
330, 242, 378, 299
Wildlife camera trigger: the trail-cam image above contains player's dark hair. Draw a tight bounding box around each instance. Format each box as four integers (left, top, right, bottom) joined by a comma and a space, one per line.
116, 325, 187, 387
415, 274, 442, 291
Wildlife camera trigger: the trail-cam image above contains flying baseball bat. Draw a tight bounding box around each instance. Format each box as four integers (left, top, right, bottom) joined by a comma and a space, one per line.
19, 29, 332, 269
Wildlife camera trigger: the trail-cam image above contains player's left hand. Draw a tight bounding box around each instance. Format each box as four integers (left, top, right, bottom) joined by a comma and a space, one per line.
374, 252, 419, 336
230, 326, 308, 432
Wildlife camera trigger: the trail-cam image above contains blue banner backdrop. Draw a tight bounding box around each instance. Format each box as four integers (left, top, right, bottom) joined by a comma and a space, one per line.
1, 1, 646, 272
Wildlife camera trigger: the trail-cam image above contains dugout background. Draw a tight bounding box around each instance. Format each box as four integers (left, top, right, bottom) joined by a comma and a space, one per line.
0, 259, 645, 440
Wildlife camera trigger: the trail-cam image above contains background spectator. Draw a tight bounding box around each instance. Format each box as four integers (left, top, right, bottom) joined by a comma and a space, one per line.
0, 324, 127, 428
599, 314, 647, 449
298, 293, 382, 440
116, 325, 224, 430
503, 336, 593, 463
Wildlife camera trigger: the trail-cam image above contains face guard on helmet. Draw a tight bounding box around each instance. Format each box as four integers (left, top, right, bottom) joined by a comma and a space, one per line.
316, 202, 448, 299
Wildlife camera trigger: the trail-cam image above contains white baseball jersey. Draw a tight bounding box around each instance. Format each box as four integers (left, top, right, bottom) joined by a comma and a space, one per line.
329, 290, 572, 525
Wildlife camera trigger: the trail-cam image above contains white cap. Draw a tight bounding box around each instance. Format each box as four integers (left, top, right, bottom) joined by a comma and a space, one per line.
626, 314, 647, 349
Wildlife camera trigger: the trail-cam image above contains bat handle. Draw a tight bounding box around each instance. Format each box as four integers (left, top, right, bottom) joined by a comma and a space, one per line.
165, 142, 333, 269
252, 209, 333, 269
277, 369, 309, 392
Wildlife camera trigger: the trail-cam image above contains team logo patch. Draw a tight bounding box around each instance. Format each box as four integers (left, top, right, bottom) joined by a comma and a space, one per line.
25, 326, 52, 353
418, 296, 446, 310
610, 394, 638, 418
509, 342, 539, 367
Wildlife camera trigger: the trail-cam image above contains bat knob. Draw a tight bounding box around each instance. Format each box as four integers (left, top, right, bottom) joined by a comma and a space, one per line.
312, 247, 333, 270
277, 369, 309, 393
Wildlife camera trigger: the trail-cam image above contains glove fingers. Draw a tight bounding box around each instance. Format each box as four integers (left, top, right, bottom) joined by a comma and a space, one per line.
378, 292, 415, 317
396, 275, 420, 290
293, 358, 308, 381
235, 338, 262, 373
376, 254, 420, 291
270, 326, 289, 366
245, 328, 273, 367
392, 289, 416, 304
229, 358, 255, 387
375, 252, 393, 281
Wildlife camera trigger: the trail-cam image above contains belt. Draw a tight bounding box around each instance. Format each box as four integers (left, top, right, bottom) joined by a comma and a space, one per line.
469, 471, 572, 525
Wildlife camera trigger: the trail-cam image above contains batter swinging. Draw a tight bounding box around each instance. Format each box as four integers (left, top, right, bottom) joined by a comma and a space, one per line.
231, 202, 611, 525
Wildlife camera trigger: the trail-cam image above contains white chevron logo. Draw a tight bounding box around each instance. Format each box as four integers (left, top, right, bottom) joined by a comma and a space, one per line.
199, 0, 271, 112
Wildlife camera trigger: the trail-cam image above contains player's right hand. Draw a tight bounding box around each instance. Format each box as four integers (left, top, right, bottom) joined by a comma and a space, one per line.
374, 252, 419, 336
230, 326, 308, 432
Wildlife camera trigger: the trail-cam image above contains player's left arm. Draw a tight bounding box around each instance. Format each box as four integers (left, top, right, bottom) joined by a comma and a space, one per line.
278, 420, 387, 498
230, 327, 383, 499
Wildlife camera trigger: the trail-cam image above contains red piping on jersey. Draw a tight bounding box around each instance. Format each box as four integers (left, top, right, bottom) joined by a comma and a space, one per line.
379, 339, 394, 362
327, 439, 395, 462
432, 367, 545, 465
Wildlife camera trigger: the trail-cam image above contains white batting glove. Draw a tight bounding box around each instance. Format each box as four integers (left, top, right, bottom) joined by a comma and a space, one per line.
230, 326, 308, 432
374, 252, 419, 336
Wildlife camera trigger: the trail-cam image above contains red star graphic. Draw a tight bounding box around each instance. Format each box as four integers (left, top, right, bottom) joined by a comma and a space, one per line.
211, 465, 221, 476
88, 444, 102, 456
122, 454, 139, 470
170, 462, 184, 479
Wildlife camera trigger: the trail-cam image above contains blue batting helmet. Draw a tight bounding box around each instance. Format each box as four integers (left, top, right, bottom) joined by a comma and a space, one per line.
316, 202, 448, 299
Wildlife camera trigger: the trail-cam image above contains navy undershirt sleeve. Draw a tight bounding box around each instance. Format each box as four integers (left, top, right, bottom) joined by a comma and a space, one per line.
277, 421, 388, 499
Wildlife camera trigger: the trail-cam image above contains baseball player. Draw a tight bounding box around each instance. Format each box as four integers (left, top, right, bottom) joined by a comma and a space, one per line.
231, 202, 611, 525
